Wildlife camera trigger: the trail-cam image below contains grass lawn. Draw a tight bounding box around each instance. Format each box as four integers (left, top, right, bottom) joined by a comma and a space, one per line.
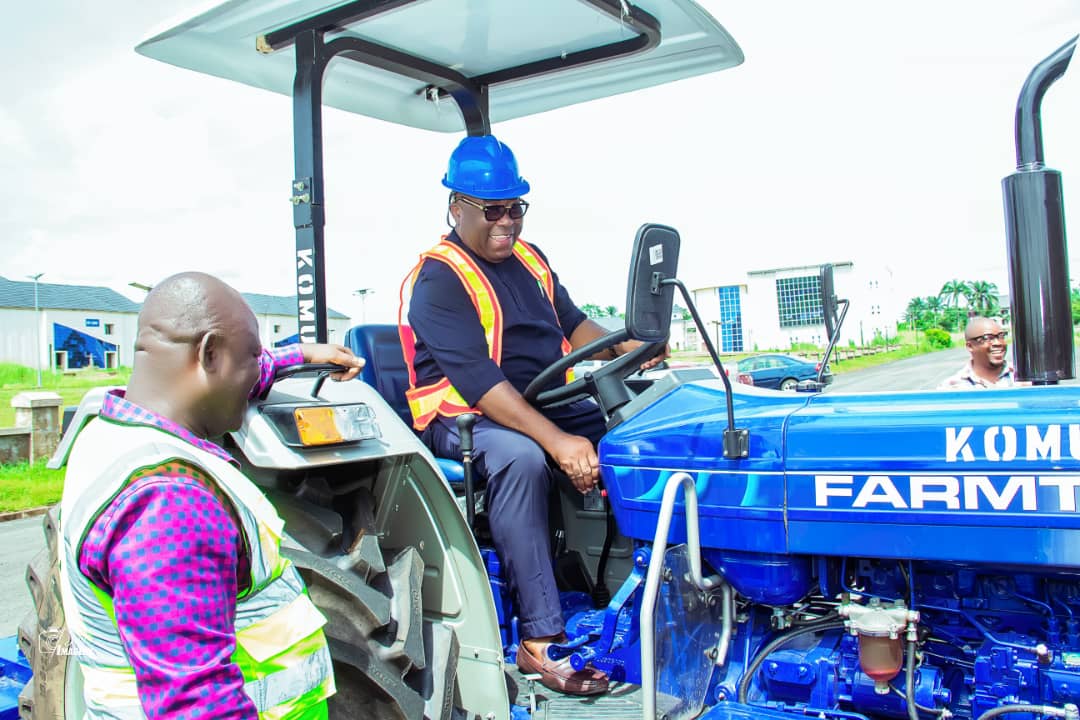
0, 459, 64, 512
671, 331, 949, 376
0, 364, 125, 512
0, 364, 130, 428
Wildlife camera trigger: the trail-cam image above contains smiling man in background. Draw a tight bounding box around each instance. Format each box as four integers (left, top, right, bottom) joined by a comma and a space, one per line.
939, 316, 1018, 389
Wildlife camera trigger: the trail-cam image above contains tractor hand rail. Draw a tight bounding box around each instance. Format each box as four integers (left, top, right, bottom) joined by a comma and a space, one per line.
640, 472, 730, 720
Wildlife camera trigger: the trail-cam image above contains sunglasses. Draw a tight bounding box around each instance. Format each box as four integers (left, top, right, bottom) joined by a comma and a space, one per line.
456, 195, 529, 222
968, 331, 1008, 344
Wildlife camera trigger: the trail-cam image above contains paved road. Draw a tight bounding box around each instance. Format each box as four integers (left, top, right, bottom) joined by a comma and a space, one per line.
828, 347, 967, 392
1, 516, 46, 639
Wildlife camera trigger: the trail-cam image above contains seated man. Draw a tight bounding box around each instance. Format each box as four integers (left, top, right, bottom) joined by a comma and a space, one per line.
399, 134, 662, 695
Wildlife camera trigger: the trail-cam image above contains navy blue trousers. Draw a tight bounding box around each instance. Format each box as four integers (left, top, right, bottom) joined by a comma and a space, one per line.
423, 400, 605, 640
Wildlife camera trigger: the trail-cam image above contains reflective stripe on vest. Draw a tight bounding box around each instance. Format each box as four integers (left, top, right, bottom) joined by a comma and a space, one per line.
59, 420, 335, 719
398, 238, 573, 431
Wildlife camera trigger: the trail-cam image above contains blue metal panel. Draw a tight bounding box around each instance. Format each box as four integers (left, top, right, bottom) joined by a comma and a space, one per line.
784, 387, 1080, 567
0, 636, 30, 720
601, 383, 807, 551
53, 322, 118, 369
604, 383, 1080, 568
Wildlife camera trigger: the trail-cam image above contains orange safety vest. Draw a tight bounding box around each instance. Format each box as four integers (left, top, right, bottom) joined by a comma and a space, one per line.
399, 238, 573, 431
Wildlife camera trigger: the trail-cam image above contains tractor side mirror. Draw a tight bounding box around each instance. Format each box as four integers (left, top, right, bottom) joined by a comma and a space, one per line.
820, 263, 838, 340
625, 223, 680, 342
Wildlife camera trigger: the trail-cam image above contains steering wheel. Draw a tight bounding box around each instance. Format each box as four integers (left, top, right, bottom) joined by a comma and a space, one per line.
273, 363, 346, 381
522, 329, 667, 409
262, 363, 351, 400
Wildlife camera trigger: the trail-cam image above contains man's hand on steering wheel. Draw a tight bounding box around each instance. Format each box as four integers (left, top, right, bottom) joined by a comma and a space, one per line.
613, 340, 669, 371
300, 343, 365, 381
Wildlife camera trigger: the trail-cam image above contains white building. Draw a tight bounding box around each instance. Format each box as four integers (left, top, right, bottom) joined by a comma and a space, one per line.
0, 277, 351, 371
0, 276, 141, 371
683, 262, 902, 354
243, 292, 352, 348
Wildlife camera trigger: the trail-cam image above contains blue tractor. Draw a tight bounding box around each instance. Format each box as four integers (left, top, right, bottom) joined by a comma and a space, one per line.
11, 2, 1080, 720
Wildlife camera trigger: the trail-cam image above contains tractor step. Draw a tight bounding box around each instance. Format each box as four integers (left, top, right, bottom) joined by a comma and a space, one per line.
508, 667, 644, 720
537, 695, 643, 719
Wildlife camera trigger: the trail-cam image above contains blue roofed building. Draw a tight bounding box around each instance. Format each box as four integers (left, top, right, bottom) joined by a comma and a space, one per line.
0, 277, 351, 371
241, 292, 352, 348
0, 276, 141, 371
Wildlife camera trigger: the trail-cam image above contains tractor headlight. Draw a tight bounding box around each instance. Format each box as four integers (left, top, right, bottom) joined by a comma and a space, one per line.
262, 403, 382, 447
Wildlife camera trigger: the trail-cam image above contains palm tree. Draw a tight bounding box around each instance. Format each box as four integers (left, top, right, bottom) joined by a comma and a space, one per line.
924, 296, 944, 328
905, 297, 926, 329
968, 280, 999, 316
939, 279, 971, 310
581, 303, 603, 319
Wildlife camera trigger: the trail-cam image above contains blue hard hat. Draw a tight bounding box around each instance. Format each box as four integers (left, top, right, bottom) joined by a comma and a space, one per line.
442, 135, 530, 199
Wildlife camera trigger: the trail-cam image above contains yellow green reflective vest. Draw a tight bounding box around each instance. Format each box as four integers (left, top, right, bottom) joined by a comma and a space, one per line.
58, 418, 335, 720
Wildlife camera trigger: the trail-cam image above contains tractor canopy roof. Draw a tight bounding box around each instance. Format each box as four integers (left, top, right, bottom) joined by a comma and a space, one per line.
135, 0, 744, 132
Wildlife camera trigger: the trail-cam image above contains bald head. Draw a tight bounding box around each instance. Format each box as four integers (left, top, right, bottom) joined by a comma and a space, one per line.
963, 315, 1008, 375
964, 316, 999, 342
127, 272, 262, 439
137, 272, 252, 350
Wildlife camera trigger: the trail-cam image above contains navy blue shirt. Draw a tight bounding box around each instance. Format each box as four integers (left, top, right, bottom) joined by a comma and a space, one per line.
407, 232, 587, 405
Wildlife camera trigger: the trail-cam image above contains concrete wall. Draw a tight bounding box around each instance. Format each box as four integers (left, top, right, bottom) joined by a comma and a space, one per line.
0, 392, 62, 464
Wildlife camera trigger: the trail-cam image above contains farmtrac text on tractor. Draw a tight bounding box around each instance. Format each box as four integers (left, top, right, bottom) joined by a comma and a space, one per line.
9, 3, 1080, 720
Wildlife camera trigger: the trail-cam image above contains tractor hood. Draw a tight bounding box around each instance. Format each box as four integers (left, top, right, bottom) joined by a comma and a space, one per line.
601, 381, 1080, 569
135, 0, 743, 132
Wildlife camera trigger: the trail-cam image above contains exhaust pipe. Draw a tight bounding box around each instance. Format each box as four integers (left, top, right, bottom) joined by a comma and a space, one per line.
1002, 35, 1078, 384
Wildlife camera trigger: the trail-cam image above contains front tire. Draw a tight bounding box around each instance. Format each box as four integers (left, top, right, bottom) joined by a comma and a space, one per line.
273, 487, 459, 720
18, 507, 72, 720
19, 490, 460, 720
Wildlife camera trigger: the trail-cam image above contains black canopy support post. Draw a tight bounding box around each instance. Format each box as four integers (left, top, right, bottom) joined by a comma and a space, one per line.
292, 29, 330, 344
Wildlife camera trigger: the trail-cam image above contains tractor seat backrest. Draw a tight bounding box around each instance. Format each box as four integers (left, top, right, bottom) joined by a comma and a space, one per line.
343, 324, 465, 488
344, 324, 413, 427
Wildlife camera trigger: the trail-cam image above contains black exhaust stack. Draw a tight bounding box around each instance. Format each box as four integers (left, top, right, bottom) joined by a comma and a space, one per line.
1002, 35, 1078, 384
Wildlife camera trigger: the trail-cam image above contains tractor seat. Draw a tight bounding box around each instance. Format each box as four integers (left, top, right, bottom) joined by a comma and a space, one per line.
344, 324, 465, 488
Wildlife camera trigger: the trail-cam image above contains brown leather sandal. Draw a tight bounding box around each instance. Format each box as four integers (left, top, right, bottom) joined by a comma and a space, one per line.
515, 643, 609, 696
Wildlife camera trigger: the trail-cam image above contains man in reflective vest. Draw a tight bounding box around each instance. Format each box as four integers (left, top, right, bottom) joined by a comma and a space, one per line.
399, 135, 664, 696
58, 272, 363, 719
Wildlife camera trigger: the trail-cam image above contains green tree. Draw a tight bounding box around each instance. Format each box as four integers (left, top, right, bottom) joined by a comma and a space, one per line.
924, 296, 944, 328
939, 279, 971, 311
1071, 288, 1080, 325
605, 305, 619, 318
905, 297, 926, 329
968, 280, 999, 316
581, 303, 604, 319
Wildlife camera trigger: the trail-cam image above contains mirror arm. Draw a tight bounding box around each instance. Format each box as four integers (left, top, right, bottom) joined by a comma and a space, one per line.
660, 278, 749, 459
818, 298, 850, 384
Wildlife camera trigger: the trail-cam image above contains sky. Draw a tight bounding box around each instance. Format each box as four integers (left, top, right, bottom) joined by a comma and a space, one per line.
4, 1, 1080, 325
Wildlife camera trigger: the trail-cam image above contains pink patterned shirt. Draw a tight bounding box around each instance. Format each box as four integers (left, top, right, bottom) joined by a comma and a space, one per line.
78, 344, 304, 720
938, 360, 1019, 389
